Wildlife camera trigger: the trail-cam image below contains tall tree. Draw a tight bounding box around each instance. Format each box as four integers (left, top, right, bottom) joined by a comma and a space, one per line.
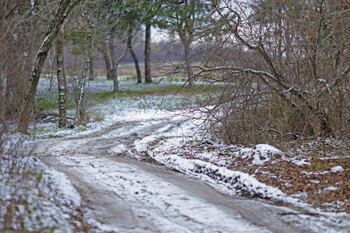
1, 0, 40, 130
56, 24, 67, 128
122, 0, 146, 84
92, 0, 129, 90
0, 77, 8, 133
162, 0, 213, 87
109, 31, 129, 92
100, 40, 114, 80
75, 58, 88, 125
127, 26, 142, 83
144, 19, 153, 83
17, 0, 81, 134
143, 0, 162, 83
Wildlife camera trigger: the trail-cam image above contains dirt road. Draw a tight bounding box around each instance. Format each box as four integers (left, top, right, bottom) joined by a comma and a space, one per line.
33, 118, 350, 232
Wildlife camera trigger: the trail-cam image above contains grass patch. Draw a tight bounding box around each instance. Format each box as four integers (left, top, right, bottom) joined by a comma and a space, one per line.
48, 134, 62, 139
36, 93, 76, 110
74, 125, 87, 132
88, 84, 220, 109
117, 84, 221, 96
37, 98, 58, 109
98, 91, 116, 99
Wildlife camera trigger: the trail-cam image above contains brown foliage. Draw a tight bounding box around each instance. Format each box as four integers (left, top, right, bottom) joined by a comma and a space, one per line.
198, 0, 350, 145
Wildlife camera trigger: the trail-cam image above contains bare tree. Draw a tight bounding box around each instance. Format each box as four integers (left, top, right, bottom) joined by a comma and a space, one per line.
17, 0, 81, 134
193, 0, 350, 144
0, 0, 42, 132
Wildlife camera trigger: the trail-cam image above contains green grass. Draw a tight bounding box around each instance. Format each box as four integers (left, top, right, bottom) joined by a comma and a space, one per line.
116, 84, 221, 96
37, 97, 58, 109
98, 91, 116, 99
36, 93, 76, 110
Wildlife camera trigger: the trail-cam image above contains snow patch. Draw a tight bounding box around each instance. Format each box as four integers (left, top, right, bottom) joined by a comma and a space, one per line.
110, 144, 127, 154
150, 151, 289, 200
0, 154, 86, 232
330, 166, 344, 173
324, 186, 338, 191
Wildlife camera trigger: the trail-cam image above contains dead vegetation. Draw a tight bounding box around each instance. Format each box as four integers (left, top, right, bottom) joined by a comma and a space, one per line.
175, 0, 350, 146
169, 138, 350, 213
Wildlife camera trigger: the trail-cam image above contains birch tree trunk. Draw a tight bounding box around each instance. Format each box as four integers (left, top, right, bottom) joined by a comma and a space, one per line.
75, 59, 88, 125
17, 0, 80, 134
56, 24, 67, 128
144, 21, 152, 83
127, 27, 142, 84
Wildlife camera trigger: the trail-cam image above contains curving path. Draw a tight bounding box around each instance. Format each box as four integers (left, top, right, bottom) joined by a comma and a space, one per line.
33, 118, 350, 232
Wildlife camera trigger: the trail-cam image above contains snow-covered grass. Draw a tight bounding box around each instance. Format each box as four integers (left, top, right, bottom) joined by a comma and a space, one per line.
31, 76, 203, 139
0, 153, 93, 232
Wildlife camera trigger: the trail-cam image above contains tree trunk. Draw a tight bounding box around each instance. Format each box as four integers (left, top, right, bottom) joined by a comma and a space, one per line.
109, 33, 119, 92
101, 40, 113, 80
111, 67, 119, 92
87, 39, 94, 80
109, 31, 129, 92
144, 21, 152, 83
17, 0, 78, 134
183, 40, 194, 87
87, 54, 94, 81
75, 58, 88, 125
56, 24, 67, 128
320, 112, 334, 137
127, 27, 142, 84
0, 76, 9, 133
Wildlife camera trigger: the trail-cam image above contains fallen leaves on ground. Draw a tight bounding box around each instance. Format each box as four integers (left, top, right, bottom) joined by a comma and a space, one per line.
161, 138, 350, 213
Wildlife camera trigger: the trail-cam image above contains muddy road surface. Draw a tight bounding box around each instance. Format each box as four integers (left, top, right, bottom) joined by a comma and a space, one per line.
32, 118, 350, 232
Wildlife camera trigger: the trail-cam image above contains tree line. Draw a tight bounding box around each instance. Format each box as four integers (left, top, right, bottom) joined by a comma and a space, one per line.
1, 0, 350, 144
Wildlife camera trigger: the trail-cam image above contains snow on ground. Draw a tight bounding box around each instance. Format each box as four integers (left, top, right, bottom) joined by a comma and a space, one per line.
134, 117, 293, 201
129, 116, 289, 200
55, 155, 270, 233
330, 165, 344, 173
34, 76, 350, 215
2, 76, 350, 231
0, 153, 94, 232
128, 117, 350, 231
31, 76, 197, 139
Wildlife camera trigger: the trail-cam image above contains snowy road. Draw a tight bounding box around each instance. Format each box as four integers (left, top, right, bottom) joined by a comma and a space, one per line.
32, 117, 350, 232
